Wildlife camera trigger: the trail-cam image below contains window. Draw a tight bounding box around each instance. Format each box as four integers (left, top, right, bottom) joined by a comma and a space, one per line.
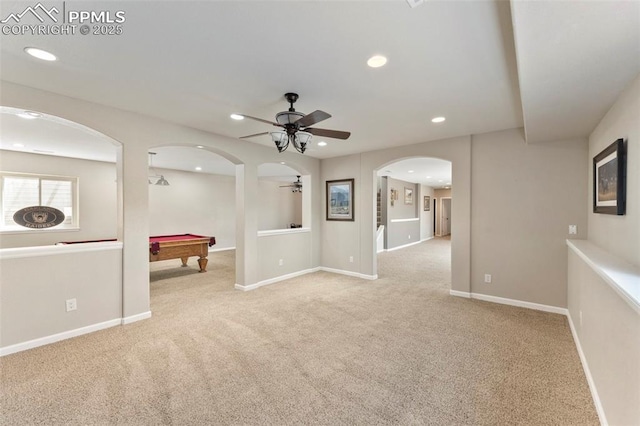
0, 172, 78, 231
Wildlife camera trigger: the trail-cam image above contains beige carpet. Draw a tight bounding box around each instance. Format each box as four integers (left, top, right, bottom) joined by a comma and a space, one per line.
0, 238, 598, 425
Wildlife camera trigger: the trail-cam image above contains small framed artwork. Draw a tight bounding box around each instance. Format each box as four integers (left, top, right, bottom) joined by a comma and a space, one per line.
327, 179, 354, 221
390, 188, 398, 207
404, 187, 413, 205
593, 138, 625, 215
423, 196, 431, 211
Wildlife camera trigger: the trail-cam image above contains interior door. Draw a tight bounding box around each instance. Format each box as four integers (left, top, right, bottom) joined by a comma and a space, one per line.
441, 198, 451, 236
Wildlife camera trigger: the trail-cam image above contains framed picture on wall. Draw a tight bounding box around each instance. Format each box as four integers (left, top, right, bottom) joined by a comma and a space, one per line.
424, 196, 430, 211
326, 179, 354, 221
404, 187, 413, 205
390, 188, 398, 207
593, 138, 625, 215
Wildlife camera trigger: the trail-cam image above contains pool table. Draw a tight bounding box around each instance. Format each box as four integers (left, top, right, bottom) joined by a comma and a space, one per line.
149, 234, 216, 272
57, 234, 216, 272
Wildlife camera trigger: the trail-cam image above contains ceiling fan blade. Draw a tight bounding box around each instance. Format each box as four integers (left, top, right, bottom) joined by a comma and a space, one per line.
240, 132, 269, 139
295, 110, 331, 128
306, 127, 351, 140
239, 114, 280, 126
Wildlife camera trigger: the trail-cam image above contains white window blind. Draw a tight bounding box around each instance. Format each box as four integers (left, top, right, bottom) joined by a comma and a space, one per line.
1, 173, 77, 230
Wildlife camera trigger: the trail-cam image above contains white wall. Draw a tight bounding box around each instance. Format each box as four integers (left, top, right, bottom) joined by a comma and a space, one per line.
0, 151, 118, 249
149, 168, 236, 249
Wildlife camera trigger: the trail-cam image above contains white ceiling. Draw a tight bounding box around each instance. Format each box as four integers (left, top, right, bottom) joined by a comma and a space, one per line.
0, 0, 638, 172
377, 158, 452, 189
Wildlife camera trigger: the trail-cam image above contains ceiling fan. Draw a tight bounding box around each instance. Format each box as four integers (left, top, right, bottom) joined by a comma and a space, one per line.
238, 93, 351, 154
280, 176, 303, 192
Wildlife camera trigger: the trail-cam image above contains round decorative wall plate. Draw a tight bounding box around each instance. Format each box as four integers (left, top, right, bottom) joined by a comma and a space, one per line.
13, 206, 65, 229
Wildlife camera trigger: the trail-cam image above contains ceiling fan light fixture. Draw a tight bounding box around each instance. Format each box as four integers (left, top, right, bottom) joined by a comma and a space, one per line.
270, 131, 289, 153
276, 111, 305, 126
155, 175, 170, 186
293, 131, 312, 154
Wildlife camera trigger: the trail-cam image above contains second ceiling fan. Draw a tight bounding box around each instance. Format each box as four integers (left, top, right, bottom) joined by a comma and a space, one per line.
238, 93, 351, 154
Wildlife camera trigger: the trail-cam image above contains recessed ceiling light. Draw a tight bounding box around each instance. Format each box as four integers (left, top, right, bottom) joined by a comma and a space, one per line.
195, 166, 202, 171
24, 47, 57, 61
317, 141, 327, 147
17, 111, 41, 119
280, 162, 286, 165
230, 113, 244, 120
13, 143, 25, 147
426, 176, 432, 179
196, 145, 204, 149
408, 170, 414, 173
431, 116, 446, 123
367, 55, 387, 68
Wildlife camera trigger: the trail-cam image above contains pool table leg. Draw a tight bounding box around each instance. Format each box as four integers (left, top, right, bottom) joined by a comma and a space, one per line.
197, 256, 208, 273
180, 257, 188, 267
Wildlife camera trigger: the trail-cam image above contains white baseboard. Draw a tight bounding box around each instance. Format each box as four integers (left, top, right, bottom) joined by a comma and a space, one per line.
319, 266, 377, 280
121, 311, 152, 325
209, 246, 235, 253
449, 290, 471, 298
420, 236, 435, 242
567, 313, 608, 426
235, 267, 322, 291
470, 293, 568, 315
235, 266, 378, 291
386, 240, 423, 252
0, 318, 122, 357
449, 290, 567, 315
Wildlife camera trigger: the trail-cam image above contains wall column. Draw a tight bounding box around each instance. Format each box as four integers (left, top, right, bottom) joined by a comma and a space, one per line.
117, 141, 151, 321
235, 163, 259, 288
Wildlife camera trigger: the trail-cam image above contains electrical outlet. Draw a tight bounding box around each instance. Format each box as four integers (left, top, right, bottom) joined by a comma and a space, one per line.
278, 259, 283, 266
569, 225, 577, 235
66, 298, 77, 312
484, 274, 492, 284
349, 256, 354, 263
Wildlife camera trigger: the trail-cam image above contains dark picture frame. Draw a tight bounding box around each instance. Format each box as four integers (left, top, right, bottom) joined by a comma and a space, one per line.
424, 196, 431, 211
326, 179, 354, 221
593, 138, 625, 215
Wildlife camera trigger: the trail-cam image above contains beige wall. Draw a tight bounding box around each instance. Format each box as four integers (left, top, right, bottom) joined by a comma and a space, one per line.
322, 136, 472, 289
1, 81, 321, 341
588, 74, 640, 267
419, 185, 435, 241
0, 151, 118, 249
149, 169, 236, 249
0, 244, 122, 348
257, 180, 302, 231
471, 129, 588, 307
567, 73, 640, 425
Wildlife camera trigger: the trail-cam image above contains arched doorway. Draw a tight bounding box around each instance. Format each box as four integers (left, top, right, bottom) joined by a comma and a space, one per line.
373, 156, 452, 286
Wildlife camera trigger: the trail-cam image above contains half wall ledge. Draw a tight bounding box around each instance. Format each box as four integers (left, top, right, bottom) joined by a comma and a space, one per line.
566, 239, 640, 314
